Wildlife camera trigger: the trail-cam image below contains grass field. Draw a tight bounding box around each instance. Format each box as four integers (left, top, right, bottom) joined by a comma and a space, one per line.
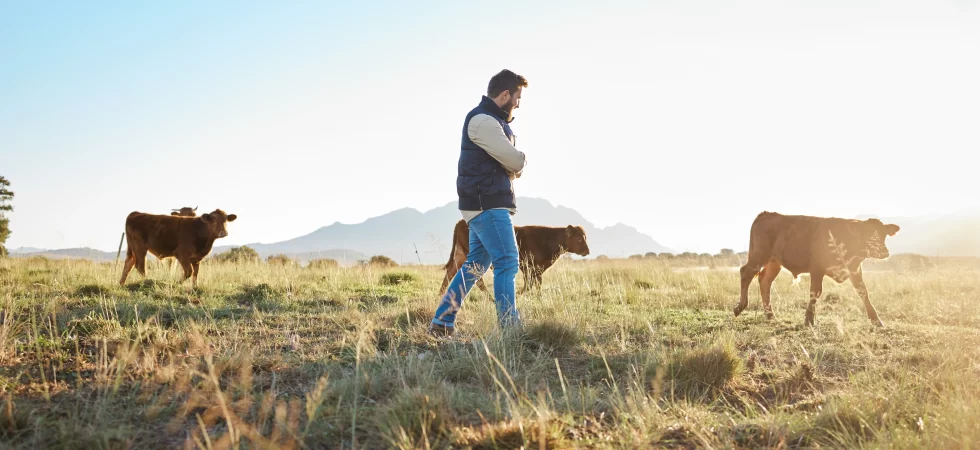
1, 255, 978, 449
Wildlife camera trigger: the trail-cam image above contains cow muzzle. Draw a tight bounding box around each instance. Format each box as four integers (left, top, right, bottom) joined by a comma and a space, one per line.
218, 231, 229, 238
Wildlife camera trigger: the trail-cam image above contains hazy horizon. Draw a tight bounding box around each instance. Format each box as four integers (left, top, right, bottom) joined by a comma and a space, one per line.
3, 1, 979, 254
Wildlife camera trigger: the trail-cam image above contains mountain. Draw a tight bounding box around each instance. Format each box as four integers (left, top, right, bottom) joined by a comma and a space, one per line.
216, 197, 673, 265
12, 247, 118, 262
857, 207, 980, 257
9, 247, 46, 254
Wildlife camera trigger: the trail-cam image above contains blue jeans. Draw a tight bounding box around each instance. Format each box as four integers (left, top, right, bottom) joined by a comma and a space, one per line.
431, 209, 521, 329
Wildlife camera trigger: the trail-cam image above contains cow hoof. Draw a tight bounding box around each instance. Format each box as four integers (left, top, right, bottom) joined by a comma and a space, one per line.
733, 304, 746, 317
874, 320, 884, 328
765, 312, 775, 320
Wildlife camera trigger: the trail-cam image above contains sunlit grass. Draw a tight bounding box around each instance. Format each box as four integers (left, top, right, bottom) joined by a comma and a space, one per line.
0, 255, 977, 448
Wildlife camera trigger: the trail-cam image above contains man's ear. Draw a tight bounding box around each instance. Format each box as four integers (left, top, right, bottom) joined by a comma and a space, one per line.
227, 214, 237, 222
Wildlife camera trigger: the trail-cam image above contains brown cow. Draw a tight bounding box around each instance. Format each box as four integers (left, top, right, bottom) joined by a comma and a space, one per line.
120, 208, 237, 287
439, 219, 590, 297
733, 211, 900, 327
161, 206, 198, 268
170, 206, 198, 217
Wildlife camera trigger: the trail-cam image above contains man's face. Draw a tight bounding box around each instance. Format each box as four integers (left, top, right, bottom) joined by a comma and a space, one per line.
500, 87, 522, 115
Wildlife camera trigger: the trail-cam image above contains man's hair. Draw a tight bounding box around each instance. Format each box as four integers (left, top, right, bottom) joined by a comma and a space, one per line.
487, 70, 528, 98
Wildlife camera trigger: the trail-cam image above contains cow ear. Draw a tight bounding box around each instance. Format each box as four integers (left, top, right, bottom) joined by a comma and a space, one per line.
201, 213, 213, 223
170, 212, 179, 216
884, 224, 900, 236
566, 226, 574, 237
227, 214, 237, 222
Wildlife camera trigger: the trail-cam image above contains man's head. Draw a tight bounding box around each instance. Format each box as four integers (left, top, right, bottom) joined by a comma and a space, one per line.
487, 69, 528, 120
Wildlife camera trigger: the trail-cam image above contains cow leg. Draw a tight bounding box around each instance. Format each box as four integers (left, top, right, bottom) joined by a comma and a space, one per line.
850, 270, 884, 327
191, 262, 201, 288
440, 247, 467, 295
119, 249, 136, 285
758, 261, 781, 320
520, 267, 543, 294
177, 259, 193, 284
439, 264, 456, 296
735, 260, 765, 316
805, 271, 825, 327
134, 249, 148, 278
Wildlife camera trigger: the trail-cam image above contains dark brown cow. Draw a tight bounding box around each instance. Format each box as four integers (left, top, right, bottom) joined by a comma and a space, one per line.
733, 211, 900, 327
120, 209, 237, 287
439, 219, 590, 297
170, 206, 198, 217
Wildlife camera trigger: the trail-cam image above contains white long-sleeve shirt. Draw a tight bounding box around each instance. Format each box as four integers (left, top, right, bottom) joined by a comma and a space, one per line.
461, 114, 527, 223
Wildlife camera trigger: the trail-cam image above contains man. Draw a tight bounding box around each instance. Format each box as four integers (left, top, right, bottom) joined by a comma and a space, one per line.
428, 69, 529, 337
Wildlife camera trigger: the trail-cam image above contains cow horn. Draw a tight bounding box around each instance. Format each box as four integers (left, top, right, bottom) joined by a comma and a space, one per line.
194, 206, 198, 211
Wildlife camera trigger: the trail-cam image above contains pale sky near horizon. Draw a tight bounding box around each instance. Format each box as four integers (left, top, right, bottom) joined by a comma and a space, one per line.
2, 1, 978, 254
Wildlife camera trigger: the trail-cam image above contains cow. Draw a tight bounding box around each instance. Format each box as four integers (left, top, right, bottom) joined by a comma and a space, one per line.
161, 206, 198, 268
733, 211, 900, 327
439, 219, 590, 297
119, 208, 237, 287
171, 206, 198, 217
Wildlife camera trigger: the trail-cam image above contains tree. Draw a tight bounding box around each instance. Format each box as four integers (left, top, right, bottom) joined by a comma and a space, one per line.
213, 246, 261, 264
308, 258, 340, 270
366, 255, 398, 267
0, 176, 13, 257
266, 254, 298, 266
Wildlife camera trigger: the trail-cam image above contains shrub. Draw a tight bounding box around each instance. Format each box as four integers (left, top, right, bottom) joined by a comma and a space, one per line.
365, 255, 398, 267
307, 258, 340, 270
380, 272, 417, 285
266, 254, 298, 266
213, 246, 260, 264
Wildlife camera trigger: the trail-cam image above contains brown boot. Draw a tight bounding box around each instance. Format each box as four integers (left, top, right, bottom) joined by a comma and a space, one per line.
427, 322, 456, 338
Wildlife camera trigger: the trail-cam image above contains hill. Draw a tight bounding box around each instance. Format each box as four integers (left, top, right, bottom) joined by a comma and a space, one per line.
216, 197, 673, 264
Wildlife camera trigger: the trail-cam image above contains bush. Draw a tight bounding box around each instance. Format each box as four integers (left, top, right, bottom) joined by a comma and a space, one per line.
213, 246, 260, 264
266, 254, 298, 266
365, 255, 398, 267
307, 258, 340, 270
380, 271, 417, 285
660, 338, 744, 399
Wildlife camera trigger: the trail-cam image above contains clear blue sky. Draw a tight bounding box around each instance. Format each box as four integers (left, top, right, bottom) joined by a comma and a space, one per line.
2, 1, 978, 253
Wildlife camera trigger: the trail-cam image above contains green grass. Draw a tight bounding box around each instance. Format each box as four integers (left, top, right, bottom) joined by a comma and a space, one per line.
0, 255, 978, 449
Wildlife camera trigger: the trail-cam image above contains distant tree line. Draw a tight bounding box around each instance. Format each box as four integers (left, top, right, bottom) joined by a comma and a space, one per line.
612, 248, 747, 266
0, 176, 14, 257
210, 246, 401, 269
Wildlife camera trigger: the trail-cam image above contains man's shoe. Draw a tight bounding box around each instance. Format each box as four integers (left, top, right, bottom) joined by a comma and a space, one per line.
427, 322, 455, 337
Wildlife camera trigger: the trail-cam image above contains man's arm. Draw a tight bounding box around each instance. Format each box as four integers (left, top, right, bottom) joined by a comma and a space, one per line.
467, 114, 527, 174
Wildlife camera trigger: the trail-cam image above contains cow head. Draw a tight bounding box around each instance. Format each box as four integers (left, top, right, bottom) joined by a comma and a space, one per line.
564, 225, 590, 256
171, 206, 198, 217
860, 219, 900, 259
200, 209, 237, 239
